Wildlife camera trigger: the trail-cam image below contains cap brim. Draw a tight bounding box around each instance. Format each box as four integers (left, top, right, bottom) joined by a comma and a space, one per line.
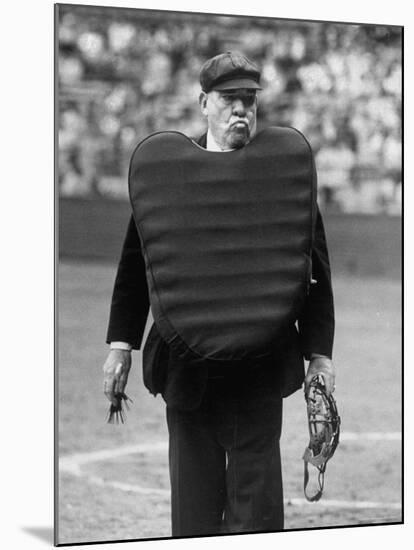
212, 78, 262, 91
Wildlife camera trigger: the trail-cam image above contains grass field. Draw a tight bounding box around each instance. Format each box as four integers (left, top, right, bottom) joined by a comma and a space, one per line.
57, 261, 402, 545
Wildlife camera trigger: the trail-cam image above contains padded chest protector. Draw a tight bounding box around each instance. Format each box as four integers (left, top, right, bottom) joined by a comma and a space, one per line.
129, 127, 316, 363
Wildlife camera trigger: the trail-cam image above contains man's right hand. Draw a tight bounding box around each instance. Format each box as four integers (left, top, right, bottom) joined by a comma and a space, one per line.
102, 349, 132, 406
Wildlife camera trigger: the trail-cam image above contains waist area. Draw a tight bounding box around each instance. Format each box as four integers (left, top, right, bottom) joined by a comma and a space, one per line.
206, 355, 276, 380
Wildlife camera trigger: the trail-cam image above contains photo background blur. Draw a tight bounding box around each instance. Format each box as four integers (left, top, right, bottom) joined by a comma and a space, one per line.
57, 4, 402, 215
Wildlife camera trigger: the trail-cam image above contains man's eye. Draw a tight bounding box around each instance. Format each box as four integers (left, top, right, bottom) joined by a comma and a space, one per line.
221, 94, 255, 106
243, 95, 256, 107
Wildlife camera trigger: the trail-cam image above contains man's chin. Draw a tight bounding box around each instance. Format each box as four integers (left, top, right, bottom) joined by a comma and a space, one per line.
228, 128, 250, 149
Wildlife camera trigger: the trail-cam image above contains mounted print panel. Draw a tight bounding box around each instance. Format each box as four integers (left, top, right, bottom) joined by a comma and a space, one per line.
55, 3, 402, 545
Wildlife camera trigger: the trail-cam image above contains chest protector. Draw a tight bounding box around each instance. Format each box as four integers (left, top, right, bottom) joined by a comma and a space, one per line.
129, 127, 316, 363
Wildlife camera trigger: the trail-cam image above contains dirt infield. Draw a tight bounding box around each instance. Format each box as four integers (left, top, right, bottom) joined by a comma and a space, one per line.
56, 261, 402, 545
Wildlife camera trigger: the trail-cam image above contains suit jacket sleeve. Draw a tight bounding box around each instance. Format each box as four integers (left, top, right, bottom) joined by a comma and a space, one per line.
298, 204, 335, 360
106, 215, 150, 349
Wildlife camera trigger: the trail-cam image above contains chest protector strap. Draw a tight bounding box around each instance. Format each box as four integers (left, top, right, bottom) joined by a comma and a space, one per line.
129, 127, 316, 363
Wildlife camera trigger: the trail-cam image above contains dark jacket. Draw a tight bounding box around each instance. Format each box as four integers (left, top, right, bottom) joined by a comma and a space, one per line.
106, 133, 335, 408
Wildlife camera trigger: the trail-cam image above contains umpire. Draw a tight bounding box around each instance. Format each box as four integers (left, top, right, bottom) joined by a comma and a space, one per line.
102, 52, 335, 537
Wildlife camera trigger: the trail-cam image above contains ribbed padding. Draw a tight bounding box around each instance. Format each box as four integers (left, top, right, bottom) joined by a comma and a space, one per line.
129, 127, 315, 361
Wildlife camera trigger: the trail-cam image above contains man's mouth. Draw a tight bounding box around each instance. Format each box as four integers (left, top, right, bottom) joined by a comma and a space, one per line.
231, 121, 250, 135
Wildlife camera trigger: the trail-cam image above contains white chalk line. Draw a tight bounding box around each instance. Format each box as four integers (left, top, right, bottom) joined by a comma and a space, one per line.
62, 468, 401, 510
60, 431, 401, 473
59, 431, 402, 510
59, 441, 168, 474
59, 441, 171, 498
87, 475, 170, 498
61, 465, 401, 510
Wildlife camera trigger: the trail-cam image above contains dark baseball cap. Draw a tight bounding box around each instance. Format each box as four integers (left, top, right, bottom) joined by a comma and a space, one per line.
200, 51, 262, 93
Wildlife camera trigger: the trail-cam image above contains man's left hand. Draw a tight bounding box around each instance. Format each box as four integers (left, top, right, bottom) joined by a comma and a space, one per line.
305, 356, 336, 396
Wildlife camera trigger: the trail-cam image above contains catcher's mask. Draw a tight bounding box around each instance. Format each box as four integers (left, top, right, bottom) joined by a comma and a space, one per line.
303, 374, 340, 502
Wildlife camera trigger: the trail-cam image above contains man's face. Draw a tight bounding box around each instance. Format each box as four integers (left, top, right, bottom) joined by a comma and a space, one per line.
199, 89, 258, 150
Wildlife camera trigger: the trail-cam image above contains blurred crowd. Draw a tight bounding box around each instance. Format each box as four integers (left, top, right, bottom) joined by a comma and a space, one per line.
58, 6, 402, 214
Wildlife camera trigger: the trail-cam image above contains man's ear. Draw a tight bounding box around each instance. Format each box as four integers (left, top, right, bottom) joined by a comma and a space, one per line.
199, 91, 208, 116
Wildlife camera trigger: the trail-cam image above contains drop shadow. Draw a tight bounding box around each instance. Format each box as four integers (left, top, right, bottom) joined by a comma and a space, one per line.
22, 526, 54, 545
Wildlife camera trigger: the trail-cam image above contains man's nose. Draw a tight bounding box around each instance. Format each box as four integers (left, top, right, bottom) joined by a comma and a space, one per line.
232, 98, 247, 116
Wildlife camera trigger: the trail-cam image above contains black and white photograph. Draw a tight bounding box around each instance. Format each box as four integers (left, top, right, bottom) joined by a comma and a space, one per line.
54, 2, 402, 546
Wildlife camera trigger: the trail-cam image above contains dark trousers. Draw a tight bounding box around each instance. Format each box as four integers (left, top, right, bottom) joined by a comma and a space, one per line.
166, 362, 284, 537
